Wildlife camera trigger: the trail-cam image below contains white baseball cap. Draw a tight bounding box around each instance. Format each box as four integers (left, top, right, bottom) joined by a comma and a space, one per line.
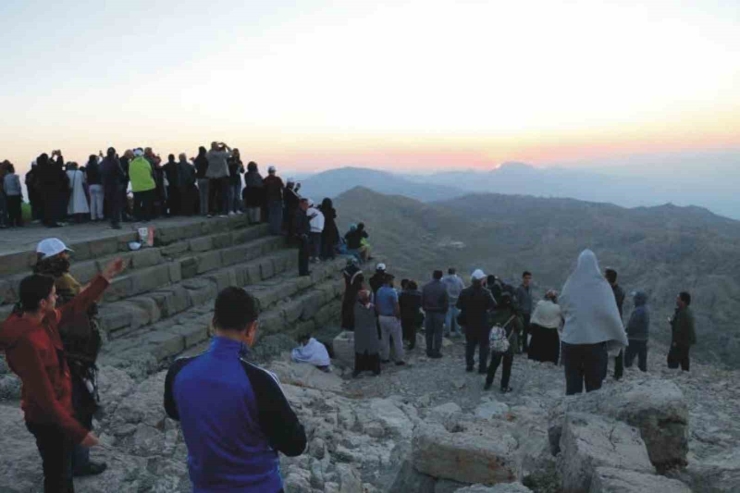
376, 263, 386, 271
36, 238, 73, 259
471, 269, 486, 281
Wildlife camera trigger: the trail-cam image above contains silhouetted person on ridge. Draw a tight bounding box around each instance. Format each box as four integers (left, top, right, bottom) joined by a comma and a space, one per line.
624, 290, 650, 372
422, 270, 449, 359
605, 267, 626, 380
668, 291, 696, 372
457, 269, 496, 373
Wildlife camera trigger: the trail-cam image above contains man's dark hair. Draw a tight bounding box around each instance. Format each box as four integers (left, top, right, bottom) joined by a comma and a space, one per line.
679, 291, 691, 306
523, 271, 532, 278
384, 273, 395, 284
433, 270, 443, 280
408, 280, 418, 290
168, 153, 175, 161
7, 164, 14, 173
401, 279, 409, 290
605, 268, 618, 284
357, 222, 365, 230
18, 275, 55, 312
448, 268, 456, 275
213, 287, 259, 331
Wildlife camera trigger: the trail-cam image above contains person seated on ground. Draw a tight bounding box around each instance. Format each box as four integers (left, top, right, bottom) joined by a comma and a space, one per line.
559, 249, 628, 396
485, 292, 521, 393
625, 291, 650, 372
344, 223, 371, 262
528, 290, 563, 365
0, 257, 125, 492
457, 269, 496, 374
399, 280, 423, 350
353, 289, 381, 377
291, 334, 332, 372
164, 287, 306, 492
33, 238, 109, 477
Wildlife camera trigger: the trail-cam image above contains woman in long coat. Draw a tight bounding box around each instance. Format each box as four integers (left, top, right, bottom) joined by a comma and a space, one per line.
67, 163, 90, 221
319, 198, 339, 260
353, 289, 381, 377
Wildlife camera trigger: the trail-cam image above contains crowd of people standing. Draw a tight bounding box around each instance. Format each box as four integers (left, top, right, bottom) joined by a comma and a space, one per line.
341, 250, 698, 395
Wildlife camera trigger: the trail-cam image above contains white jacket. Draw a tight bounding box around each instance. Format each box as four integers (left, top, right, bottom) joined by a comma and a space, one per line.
308, 207, 325, 233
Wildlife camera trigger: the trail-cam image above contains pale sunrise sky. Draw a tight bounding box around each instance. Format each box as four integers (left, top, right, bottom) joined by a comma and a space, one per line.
1, 0, 739, 174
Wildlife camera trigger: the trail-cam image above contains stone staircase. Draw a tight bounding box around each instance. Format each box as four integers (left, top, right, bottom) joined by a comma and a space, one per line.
0, 215, 345, 381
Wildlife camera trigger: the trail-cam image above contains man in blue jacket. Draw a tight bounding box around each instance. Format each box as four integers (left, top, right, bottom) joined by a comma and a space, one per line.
164, 287, 306, 492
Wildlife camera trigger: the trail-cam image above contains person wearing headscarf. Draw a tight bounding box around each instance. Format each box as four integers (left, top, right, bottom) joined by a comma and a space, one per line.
25, 161, 42, 222
32, 238, 108, 477
243, 161, 264, 225
100, 147, 126, 229
528, 290, 563, 364
193, 146, 210, 216
353, 289, 381, 377
319, 198, 339, 260
66, 162, 90, 222
37, 150, 69, 227
263, 166, 285, 235
177, 153, 197, 215
559, 250, 628, 395
283, 179, 301, 239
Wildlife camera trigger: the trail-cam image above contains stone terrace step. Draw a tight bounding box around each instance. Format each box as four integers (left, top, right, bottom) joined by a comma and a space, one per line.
99, 248, 299, 340
0, 223, 270, 308
100, 257, 346, 379
0, 214, 252, 279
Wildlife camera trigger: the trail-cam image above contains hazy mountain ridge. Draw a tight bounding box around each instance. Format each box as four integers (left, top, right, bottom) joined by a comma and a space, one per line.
298, 164, 740, 219
334, 186, 740, 369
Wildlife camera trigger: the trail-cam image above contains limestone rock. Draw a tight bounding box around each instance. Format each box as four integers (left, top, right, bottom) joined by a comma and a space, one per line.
588, 467, 692, 493
412, 417, 519, 485
267, 360, 344, 393
387, 460, 437, 493
455, 484, 534, 492
683, 447, 740, 492
430, 402, 463, 417
549, 378, 688, 470
474, 400, 510, 420
559, 413, 654, 493
332, 331, 355, 367
0, 374, 21, 401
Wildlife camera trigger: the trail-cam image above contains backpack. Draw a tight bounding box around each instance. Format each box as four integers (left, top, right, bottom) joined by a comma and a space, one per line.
489, 315, 517, 354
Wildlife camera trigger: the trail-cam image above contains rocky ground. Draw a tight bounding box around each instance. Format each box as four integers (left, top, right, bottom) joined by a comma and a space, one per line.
1, 332, 739, 492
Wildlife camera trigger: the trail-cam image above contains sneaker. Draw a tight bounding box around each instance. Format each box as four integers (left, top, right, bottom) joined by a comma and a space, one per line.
228, 211, 235, 216
430, 353, 443, 359
219, 214, 228, 218
73, 461, 107, 477
395, 361, 406, 366
500, 387, 513, 394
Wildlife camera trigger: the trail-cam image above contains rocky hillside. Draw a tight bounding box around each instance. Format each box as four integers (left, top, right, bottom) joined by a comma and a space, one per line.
334, 187, 740, 369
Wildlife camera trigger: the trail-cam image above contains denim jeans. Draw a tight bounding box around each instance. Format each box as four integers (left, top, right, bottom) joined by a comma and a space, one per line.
89, 184, 104, 220
230, 182, 242, 212
445, 305, 461, 335
624, 340, 648, 372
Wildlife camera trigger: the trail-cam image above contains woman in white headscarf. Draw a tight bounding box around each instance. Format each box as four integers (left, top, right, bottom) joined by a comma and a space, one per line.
559, 249, 628, 395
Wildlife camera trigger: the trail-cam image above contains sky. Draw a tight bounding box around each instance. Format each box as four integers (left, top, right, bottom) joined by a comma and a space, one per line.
1, 0, 739, 177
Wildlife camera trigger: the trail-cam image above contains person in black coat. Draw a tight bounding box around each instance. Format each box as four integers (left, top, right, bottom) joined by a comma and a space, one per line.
100, 148, 126, 229
164, 154, 181, 216
294, 198, 311, 277
319, 198, 339, 260
37, 150, 69, 227
399, 281, 423, 350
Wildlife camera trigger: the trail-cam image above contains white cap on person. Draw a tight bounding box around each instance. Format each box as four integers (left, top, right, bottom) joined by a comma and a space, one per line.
37, 238, 73, 259
376, 263, 386, 272
471, 269, 486, 281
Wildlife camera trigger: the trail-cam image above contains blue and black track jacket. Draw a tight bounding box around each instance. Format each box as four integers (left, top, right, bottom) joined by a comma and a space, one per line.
164, 337, 306, 493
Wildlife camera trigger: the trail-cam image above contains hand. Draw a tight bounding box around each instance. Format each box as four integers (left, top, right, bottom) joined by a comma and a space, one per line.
81, 432, 99, 447
102, 257, 126, 281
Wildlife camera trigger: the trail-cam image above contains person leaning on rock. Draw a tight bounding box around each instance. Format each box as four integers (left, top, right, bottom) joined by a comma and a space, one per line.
0, 257, 125, 493
667, 291, 696, 372
164, 287, 306, 493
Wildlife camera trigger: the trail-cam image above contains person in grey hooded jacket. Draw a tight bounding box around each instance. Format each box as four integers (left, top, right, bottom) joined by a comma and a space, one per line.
624, 291, 649, 372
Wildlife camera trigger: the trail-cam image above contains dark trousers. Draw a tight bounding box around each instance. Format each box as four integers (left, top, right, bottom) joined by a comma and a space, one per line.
309, 232, 321, 259
668, 343, 690, 371
298, 236, 310, 276
30, 192, 43, 220
401, 317, 417, 349
614, 350, 624, 380
106, 186, 122, 227
133, 189, 154, 221
208, 177, 229, 215
43, 190, 64, 226
562, 341, 607, 395
320, 233, 335, 260
354, 351, 381, 375
465, 328, 490, 372
487, 350, 513, 389
167, 186, 180, 215
26, 422, 75, 493
424, 312, 445, 356
624, 340, 648, 372
6, 195, 23, 226
521, 314, 531, 352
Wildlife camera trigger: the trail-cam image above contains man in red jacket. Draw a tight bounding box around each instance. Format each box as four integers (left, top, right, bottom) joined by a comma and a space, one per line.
0, 257, 125, 493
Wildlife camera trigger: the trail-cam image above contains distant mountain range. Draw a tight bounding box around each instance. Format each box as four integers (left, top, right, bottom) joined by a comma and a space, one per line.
334, 187, 740, 370
295, 163, 740, 220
